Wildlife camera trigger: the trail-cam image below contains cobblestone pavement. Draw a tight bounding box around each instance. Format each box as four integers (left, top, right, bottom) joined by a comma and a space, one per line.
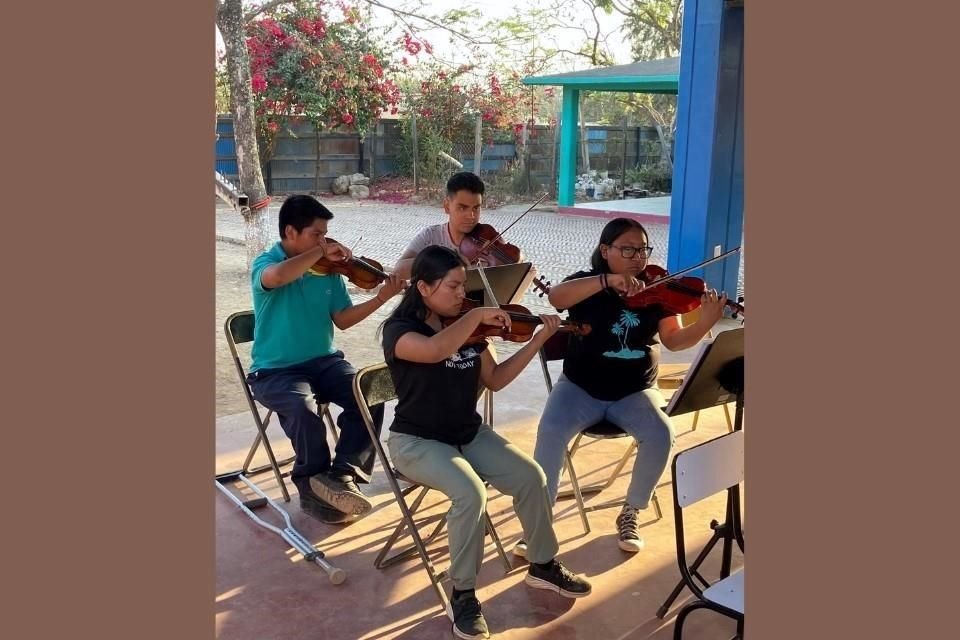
215, 196, 743, 417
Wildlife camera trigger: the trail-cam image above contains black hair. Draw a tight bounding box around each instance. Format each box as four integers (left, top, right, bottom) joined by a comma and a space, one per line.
378, 245, 466, 338
277, 195, 334, 238
590, 217, 649, 272
446, 171, 485, 198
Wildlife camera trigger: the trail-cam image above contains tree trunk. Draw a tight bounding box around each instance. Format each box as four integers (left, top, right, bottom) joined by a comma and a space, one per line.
653, 121, 673, 172
217, 0, 271, 268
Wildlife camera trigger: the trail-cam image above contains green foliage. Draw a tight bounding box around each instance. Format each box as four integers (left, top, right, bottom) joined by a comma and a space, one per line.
625, 162, 672, 193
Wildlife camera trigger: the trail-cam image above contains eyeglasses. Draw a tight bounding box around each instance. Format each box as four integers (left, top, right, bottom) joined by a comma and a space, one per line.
609, 244, 654, 259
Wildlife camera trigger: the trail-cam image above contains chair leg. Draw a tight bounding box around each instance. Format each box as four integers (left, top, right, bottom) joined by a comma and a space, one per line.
692, 410, 701, 432
379, 478, 453, 619
322, 404, 339, 444
484, 511, 512, 572
723, 403, 734, 433
562, 451, 591, 534
240, 410, 292, 502
673, 602, 712, 640
375, 485, 448, 570
559, 439, 637, 503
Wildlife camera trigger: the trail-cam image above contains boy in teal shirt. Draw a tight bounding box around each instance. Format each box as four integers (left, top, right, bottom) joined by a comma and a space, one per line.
248, 195, 405, 523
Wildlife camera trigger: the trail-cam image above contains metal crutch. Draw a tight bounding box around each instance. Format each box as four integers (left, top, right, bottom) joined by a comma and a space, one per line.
215, 474, 346, 584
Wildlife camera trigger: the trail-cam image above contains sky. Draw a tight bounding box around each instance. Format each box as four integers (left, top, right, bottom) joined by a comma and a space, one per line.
215, 0, 635, 72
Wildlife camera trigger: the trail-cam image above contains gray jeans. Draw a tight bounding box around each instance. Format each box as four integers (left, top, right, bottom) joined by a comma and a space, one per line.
533, 375, 676, 510
388, 425, 558, 590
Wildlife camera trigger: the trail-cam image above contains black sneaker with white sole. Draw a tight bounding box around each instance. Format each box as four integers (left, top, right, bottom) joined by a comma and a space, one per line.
309, 472, 373, 516
451, 591, 490, 640
525, 559, 592, 598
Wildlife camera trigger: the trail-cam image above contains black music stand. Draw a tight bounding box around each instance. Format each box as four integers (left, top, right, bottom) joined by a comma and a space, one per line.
657, 327, 744, 619
464, 262, 535, 306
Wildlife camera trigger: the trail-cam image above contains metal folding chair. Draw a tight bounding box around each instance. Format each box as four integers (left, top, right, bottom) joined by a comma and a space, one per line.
219, 310, 339, 502
667, 430, 745, 639
352, 360, 511, 620
537, 332, 663, 534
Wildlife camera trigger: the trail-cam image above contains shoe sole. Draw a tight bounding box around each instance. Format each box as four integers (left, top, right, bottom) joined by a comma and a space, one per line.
300, 499, 357, 525
524, 573, 592, 598
618, 539, 645, 553
309, 477, 373, 516
452, 622, 490, 640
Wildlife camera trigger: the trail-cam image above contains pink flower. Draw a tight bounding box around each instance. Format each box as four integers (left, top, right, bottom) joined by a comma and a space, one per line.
342, 113, 354, 124
251, 74, 267, 92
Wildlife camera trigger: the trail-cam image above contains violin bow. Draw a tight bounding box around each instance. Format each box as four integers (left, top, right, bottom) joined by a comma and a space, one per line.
474, 262, 501, 308
642, 247, 742, 291
476, 192, 548, 253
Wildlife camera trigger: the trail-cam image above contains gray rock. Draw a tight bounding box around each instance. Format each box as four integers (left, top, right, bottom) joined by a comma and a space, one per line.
331, 175, 351, 194
348, 185, 370, 199
349, 173, 370, 185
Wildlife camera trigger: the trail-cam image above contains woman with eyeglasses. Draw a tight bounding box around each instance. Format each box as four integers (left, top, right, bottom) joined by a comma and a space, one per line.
524, 217, 727, 556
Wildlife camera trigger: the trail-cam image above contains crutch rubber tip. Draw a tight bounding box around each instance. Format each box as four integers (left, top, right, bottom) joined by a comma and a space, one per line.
329, 568, 347, 585
243, 497, 269, 509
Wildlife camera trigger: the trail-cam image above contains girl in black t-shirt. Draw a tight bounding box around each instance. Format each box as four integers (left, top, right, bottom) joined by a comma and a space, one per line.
533, 218, 727, 554
380, 245, 591, 640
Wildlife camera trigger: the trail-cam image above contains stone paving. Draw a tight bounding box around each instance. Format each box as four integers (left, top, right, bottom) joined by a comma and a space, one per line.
215, 196, 743, 417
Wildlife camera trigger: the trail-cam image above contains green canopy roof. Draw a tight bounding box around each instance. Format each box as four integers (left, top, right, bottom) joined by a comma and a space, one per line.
522, 57, 679, 94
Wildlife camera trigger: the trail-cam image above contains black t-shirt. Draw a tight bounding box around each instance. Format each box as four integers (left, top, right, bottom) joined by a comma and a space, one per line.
560, 269, 674, 401
381, 316, 488, 446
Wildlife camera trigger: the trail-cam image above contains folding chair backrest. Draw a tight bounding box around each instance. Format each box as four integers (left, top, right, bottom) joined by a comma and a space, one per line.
227, 311, 256, 346
356, 362, 398, 407
224, 311, 259, 409
674, 431, 744, 508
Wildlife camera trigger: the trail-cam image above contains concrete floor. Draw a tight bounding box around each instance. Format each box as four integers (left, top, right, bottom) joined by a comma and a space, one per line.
215, 347, 743, 640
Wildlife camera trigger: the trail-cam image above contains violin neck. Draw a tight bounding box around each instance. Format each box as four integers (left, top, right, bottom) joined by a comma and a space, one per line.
352, 257, 389, 280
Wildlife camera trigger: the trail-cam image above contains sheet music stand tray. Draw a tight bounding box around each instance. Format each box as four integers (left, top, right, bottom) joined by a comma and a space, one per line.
657, 327, 745, 619
464, 262, 535, 306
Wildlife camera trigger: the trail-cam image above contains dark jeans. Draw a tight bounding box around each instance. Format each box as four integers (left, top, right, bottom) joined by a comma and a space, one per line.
247, 351, 384, 484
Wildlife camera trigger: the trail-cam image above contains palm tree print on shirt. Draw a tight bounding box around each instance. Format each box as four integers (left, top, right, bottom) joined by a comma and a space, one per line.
603, 310, 647, 359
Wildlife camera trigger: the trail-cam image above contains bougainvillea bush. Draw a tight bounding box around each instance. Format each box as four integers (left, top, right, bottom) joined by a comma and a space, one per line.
244, 1, 401, 161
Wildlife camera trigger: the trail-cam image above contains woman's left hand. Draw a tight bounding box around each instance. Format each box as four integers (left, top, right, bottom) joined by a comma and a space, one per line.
536, 314, 563, 340
699, 289, 727, 327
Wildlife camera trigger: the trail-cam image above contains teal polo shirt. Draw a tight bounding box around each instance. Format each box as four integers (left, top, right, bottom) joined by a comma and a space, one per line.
249, 242, 353, 372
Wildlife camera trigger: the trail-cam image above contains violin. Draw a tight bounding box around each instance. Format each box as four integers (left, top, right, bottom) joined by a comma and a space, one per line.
442, 299, 591, 345
456, 194, 555, 296
623, 264, 745, 319
309, 237, 391, 290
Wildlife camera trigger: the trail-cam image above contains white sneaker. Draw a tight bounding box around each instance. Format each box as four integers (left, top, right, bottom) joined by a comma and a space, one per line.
616, 505, 645, 553
513, 539, 527, 558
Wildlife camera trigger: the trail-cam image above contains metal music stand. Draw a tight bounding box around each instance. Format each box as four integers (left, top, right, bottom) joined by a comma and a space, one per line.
464, 262, 535, 306
657, 327, 745, 619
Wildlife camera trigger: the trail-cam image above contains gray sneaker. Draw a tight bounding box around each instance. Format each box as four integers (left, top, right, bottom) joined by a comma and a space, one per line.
616, 505, 645, 553
309, 473, 373, 516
